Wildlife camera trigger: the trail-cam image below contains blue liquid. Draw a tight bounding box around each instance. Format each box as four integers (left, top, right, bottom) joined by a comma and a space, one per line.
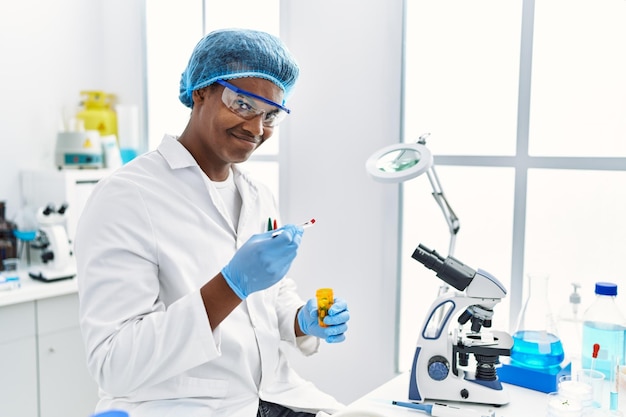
581, 321, 625, 378
511, 330, 565, 369
120, 148, 138, 164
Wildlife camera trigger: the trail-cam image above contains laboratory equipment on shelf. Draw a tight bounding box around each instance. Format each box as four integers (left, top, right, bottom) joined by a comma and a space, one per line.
408, 243, 513, 406
55, 129, 103, 169
116, 104, 141, 164
55, 90, 120, 170
28, 203, 77, 282
581, 282, 626, 379
0, 274, 20, 291
101, 133, 123, 169
0, 258, 21, 291
0, 200, 18, 268
499, 274, 569, 393
76, 90, 118, 138
12, 204, 39, 265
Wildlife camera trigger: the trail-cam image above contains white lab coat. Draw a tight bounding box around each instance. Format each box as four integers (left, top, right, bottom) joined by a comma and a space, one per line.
75, 135, 345, 417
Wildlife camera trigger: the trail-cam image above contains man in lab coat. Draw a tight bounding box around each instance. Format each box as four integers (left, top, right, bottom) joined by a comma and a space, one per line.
75, 28, 350, 417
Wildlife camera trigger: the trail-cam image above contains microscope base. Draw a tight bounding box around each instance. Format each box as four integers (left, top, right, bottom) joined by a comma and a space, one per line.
498, 358, 571, 393
29, 267, 76, 282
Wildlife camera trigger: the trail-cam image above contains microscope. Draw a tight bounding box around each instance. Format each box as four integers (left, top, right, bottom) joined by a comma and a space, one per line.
409, 244, 513, 406
28, 203, 77, 282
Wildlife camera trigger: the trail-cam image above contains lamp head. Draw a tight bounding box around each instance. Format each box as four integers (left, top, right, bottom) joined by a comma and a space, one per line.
365, 142, 433, 183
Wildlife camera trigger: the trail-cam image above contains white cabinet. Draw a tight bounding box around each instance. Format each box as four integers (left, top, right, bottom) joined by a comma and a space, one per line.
37, 293, 99, 417
0, 301, 38, 417
0, 292, 99, 417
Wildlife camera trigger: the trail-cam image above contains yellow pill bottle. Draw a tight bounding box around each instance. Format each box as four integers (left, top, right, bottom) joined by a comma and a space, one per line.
316, 288, 334, 327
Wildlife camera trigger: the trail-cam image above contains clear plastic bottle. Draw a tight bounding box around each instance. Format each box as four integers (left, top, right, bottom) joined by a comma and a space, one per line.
580, 282, 626, 378
557, 282, 583, 364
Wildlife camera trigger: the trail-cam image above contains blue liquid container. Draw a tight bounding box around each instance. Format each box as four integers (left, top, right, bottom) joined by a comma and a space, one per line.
581, 322, 625, 377
511, 330, 565, 369
120, 148, 138, 164
580, 282, 626, 378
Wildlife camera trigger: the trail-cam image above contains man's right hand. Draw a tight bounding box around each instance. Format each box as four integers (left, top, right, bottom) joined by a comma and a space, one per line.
221, 224, 303, 299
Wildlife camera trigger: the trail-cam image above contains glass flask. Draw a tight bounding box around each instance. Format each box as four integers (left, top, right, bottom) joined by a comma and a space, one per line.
511, 274, 565, 370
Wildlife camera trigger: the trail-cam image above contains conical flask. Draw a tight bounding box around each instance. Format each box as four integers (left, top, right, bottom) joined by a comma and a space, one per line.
510, 274, 565, 370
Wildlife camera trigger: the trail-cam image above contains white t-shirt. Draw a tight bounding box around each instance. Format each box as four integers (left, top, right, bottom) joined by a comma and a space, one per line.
209, 168, 242, 231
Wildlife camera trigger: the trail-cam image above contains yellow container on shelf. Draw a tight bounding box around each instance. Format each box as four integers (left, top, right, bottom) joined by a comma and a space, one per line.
76, 91, 118, 138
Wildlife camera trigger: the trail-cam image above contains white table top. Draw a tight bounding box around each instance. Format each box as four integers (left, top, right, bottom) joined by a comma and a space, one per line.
0, 269, 78, 307
343, 371, 624, 417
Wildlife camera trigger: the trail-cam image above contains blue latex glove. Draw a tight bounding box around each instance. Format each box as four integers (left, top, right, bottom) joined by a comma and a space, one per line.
297, 297, 350, 343
222, 224, 303, 299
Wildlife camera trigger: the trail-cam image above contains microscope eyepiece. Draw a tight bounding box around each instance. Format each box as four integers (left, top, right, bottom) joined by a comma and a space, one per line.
57, 203, 69, 215
411, 243, 476, 291
411, 244, 445, 270
43, 204, 55, 216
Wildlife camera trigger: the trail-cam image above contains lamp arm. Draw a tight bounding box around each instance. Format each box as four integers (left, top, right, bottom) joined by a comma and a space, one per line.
425, 165, 460, 256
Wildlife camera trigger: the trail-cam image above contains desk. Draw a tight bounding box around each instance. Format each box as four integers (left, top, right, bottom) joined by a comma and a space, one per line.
344, 372, 624, 417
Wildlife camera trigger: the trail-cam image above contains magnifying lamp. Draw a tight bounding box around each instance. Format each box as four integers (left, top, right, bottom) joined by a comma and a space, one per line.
366, 133, 460, 257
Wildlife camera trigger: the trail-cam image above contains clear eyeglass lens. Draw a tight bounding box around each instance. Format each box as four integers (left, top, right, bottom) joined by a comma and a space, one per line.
222, 89, 286, 127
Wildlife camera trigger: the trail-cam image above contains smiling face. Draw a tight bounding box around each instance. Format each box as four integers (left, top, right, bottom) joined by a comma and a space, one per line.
178, 77, 285, 181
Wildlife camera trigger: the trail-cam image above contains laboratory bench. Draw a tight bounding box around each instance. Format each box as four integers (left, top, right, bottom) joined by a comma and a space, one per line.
343, 371, 625, 417
0, 273, 99, 417
3, 274, 624, 417
0, 271, 78, 307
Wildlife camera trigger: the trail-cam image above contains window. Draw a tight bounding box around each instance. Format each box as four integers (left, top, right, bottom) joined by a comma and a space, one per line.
399, 0, 626, 372
145, 0, 203, 151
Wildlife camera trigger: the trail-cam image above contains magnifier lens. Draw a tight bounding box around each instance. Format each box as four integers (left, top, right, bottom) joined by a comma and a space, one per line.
375, 149, 422, 173
366, 142, 432, 183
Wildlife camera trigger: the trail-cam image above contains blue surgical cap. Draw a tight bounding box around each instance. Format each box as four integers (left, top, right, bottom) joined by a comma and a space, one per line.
179, 28, 300, 108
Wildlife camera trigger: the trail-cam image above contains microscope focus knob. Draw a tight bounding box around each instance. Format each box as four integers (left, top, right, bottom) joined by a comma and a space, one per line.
427, 355, 449, 381
42, 251, 54, 263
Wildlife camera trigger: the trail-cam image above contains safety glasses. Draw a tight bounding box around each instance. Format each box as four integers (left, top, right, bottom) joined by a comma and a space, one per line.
216, 79, 290, 127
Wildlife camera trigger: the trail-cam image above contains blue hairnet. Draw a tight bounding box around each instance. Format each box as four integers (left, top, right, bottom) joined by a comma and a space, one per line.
179, 28, 300, 108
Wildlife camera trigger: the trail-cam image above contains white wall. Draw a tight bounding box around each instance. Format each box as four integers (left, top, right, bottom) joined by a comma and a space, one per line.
279, 0, 404, 403
0, 0, 402, 406
0, 0, 145, 219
